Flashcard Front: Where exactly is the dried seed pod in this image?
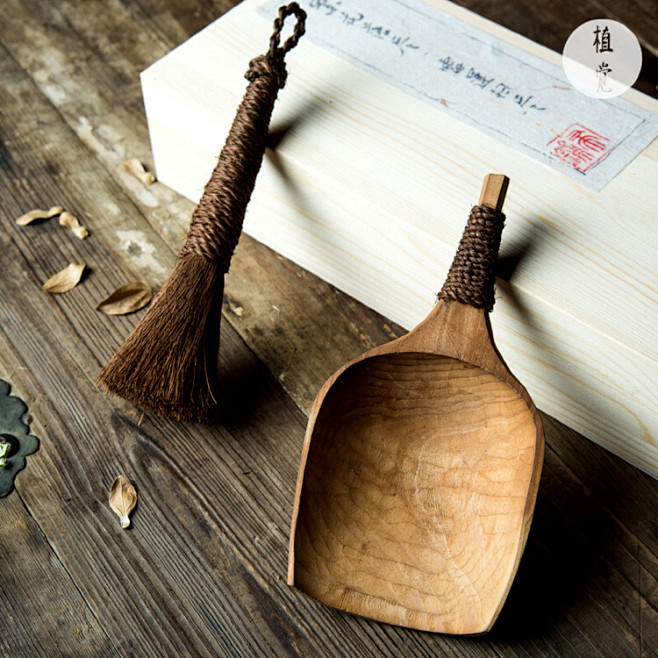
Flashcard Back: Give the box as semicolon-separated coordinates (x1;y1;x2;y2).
118;158;156;185
109;475;137;528
16;206;64;226
42;263;86;293
96;282;153;315
59;211;90;240
58;211;80;229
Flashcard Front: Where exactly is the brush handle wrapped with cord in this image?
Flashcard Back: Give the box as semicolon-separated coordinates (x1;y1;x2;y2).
181;4;306;271
99;4;306;422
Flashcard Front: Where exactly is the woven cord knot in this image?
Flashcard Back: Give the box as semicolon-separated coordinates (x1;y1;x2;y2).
438;204;505;312
179;3;306;271
246;54;287;88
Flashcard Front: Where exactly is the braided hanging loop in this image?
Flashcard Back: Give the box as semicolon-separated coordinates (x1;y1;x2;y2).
180;2;306;271
438;205;505;312
268;1;306;60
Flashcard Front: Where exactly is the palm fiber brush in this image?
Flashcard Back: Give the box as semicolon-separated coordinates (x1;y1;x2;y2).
99;3;306;422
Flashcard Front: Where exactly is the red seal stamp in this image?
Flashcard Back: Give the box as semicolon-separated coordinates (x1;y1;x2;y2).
546;123;615;173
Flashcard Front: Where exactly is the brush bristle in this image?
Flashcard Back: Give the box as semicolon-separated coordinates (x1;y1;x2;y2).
99;255;224;422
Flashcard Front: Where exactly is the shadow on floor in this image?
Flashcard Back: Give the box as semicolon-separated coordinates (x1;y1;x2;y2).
485;429;614;643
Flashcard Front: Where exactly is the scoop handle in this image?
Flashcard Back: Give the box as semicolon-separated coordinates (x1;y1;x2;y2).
479;174;509;212
437;174;509;312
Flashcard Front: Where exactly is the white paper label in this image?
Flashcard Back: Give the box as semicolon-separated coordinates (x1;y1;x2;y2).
259;0;658;191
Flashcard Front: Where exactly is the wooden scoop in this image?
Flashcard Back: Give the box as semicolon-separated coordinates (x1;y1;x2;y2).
288;175;544;635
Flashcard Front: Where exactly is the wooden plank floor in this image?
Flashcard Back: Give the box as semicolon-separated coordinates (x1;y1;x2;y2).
0;0;656;656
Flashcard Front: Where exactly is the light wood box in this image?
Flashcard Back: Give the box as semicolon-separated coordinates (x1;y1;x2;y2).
140;0;658;477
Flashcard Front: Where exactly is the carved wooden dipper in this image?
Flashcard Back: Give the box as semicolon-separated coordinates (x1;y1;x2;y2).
289;175;544;634
99;4;306;422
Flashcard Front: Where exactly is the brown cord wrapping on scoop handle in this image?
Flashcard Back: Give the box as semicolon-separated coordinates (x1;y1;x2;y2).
179;3;306;271
437;205;505;312
438;175;509;312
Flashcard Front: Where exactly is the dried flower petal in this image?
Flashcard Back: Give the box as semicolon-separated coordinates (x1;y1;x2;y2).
58;211;89;240
16;205;63;226
96;281;152;315
109;475;137;529
118;158;156;185
42;263;86;293
58;211;80;229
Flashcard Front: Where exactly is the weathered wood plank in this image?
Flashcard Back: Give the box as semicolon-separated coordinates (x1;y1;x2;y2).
0;491;115;656
0;36;317;657
0;0;656;656
0;29;494;658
